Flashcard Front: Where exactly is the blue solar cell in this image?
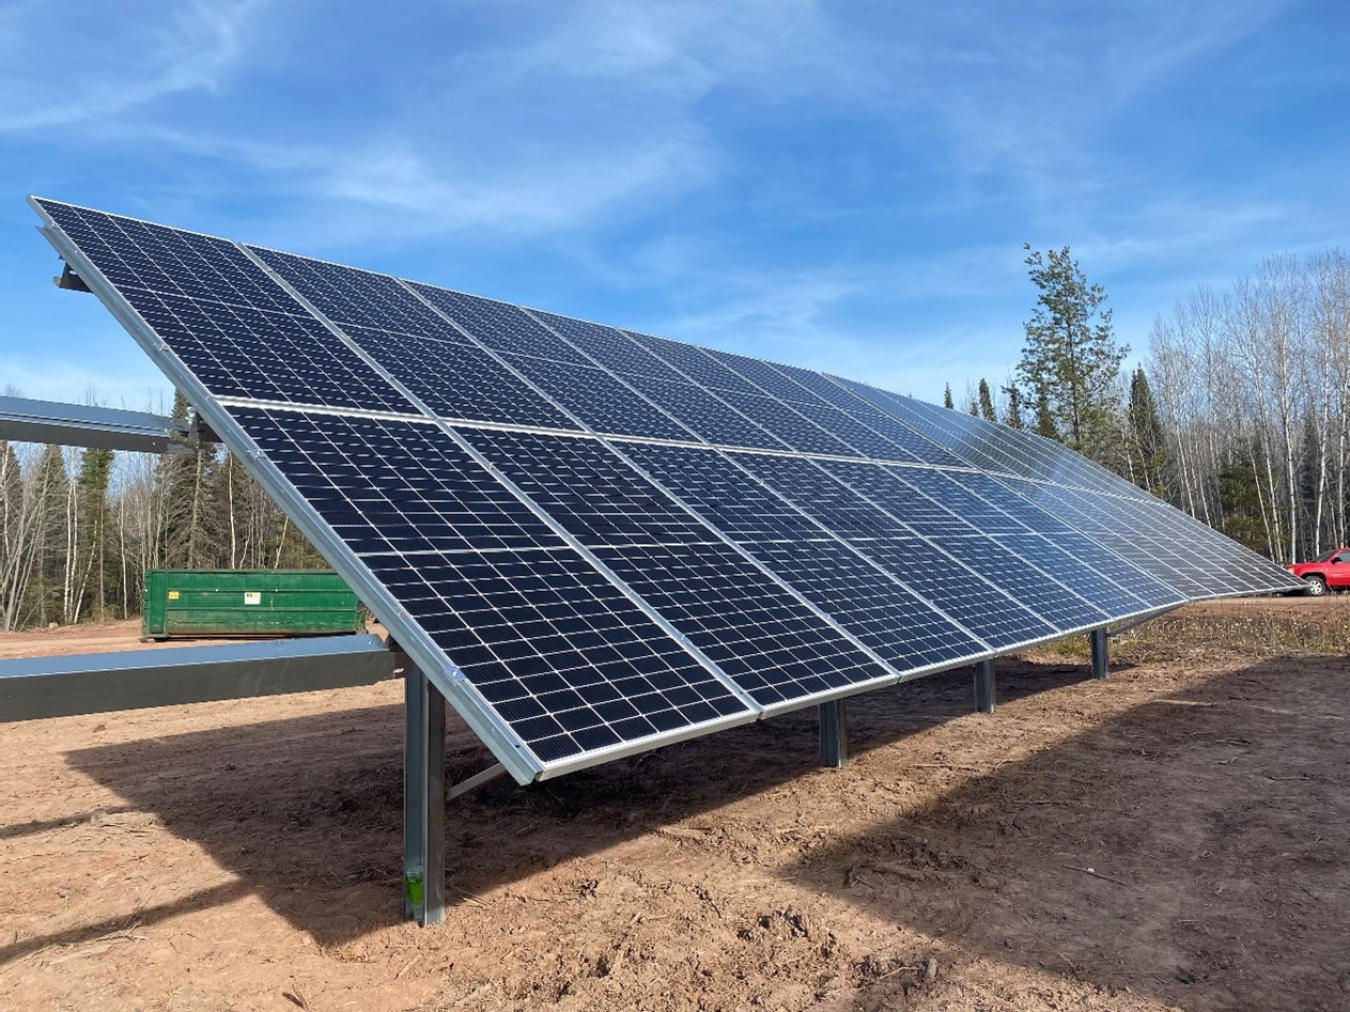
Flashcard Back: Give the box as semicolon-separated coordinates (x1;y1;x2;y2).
1008;528;1183;609
727;453;1090;641
461;429;716;548
937;470;1073;532
852;538;1057;649
838;380;1016;474
411;285;594;365
700;349;821;403
799;376;972;467
619;372;791;451
713;390;860;457
735;455;912;539
767;362;864;404
998;533;1166;615
781;400;925;462
39;200;293;312
120;287;413;411
622;443;825;543
820;460;984;539
233;409;567;554
845;377;1157;501
251;246;468;340
1133;499;1293;593
879;467;1035;534
936;535;1109;632
341;327;583;431
367;549;748;761
37;201;416;412
527;310;687;382
624;331;765;394
620;443;997;663
738;538;986;672
996;477;1214;598
498;353;698;441
593;542;894;708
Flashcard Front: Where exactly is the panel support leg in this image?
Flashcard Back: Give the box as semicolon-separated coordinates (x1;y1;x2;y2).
403;666;446;926
974;658;995;713
1090;628;1109;680
818;699;848;768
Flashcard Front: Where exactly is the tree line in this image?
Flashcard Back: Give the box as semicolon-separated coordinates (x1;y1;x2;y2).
0;391;324;631
949;244;1350;565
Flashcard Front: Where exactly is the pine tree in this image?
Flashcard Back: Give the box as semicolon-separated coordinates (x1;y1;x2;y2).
1032;386;1058;440
1218;450;1269;555
1127;367;1169;497
977;379;996;422
942;383;954;410
0;442;21;564
156;391;220;568
0;441;31;630
1017;244;1128;457
28;444;68;626
1296;412;1322;560
1002;384;1024;429
74;446;114;622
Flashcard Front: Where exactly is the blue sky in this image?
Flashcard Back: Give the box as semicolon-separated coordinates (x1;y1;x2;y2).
1;0;1347;409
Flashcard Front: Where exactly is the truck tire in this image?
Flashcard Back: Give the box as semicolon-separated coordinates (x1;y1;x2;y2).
1304;574;1328;597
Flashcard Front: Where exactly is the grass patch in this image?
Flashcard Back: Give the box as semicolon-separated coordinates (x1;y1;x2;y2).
1038;600;1350;665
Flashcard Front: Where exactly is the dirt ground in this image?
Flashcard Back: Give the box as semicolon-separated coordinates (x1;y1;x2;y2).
2;597;1348;1011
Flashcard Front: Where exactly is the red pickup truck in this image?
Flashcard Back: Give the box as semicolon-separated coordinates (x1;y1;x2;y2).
1286;548;1350;595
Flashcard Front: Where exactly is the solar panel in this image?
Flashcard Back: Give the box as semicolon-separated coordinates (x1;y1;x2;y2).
37;202;414;413
617;372;792;450
30;195;1303;784
494;354;699;442
527;310;688;382
459;428;899;709
230;406;755;767
411;285;594;365
340;327;584;431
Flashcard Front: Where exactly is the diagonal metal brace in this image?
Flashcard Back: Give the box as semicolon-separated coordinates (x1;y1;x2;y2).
447;763;507;801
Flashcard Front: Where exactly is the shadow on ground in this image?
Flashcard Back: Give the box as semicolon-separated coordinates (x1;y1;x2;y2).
790;654;1350;1012
7;642;1348;1010
0;656;1098;964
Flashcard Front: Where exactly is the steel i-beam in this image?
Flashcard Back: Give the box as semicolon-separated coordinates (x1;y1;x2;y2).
818;698;848;768
974;658;996;713
1090;628;1109;679
404;666;446;926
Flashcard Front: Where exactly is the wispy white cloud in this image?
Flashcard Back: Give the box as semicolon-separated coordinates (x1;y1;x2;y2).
320;133;718;237
0;0;263;131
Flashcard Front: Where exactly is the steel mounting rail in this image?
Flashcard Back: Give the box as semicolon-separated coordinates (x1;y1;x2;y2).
0;394;220;456
0;634;401;722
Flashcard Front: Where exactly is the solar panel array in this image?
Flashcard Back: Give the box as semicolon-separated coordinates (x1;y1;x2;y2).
30;197;1303;782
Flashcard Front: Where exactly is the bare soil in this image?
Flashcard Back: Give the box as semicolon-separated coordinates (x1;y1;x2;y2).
2;598;1349;1011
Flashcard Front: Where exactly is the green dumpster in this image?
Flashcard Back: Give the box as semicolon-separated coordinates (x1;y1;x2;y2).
141;569;365;640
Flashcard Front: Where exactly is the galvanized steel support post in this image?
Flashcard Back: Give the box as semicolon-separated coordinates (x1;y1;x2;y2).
1090;628;1109;680
818;699;848;768
974;658;995;713
404;666;446;926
